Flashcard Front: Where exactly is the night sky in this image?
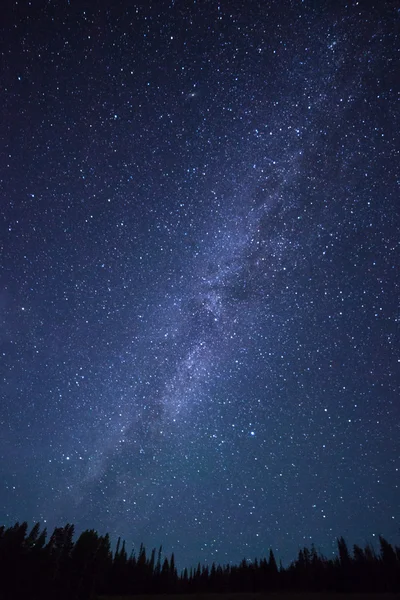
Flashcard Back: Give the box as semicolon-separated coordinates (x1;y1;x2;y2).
1;0;399;568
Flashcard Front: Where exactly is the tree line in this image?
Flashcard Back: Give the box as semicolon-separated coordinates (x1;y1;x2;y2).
0;521;399;599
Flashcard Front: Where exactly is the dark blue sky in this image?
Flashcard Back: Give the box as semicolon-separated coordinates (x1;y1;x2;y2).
1;0;399;568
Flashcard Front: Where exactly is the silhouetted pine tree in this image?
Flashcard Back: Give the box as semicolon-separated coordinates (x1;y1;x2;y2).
71;529;108;599
268;548;279;589
181;566;189;593
169;552;178;591
0;522;28;599
152;545;162;592
379;535;398;592
159;556;170;591
108;537;129;594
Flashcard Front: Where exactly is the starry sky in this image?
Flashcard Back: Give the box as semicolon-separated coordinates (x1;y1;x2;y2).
1;0;399;568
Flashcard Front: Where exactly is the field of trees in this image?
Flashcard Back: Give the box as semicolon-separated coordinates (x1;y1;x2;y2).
0;521;399;599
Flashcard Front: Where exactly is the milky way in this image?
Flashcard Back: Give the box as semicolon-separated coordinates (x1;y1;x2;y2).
1;1;399;567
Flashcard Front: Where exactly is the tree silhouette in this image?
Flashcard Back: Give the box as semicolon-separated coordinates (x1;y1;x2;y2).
0;519;399;598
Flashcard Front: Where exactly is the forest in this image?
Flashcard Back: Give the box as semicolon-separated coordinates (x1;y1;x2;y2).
0;521;399;599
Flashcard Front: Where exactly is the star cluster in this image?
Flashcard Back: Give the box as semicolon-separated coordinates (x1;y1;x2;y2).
1;0;399;567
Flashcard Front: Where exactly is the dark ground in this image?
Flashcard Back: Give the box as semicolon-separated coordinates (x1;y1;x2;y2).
100;594;400;600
